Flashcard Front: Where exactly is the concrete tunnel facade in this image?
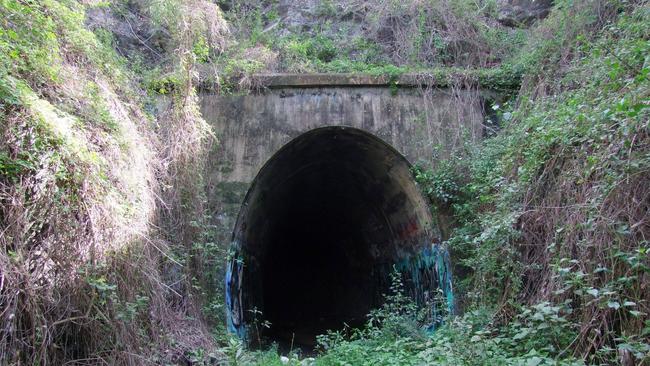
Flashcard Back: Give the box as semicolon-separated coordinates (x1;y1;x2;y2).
225;126;454;347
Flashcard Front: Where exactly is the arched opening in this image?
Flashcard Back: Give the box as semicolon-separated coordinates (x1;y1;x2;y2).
226;127;437;349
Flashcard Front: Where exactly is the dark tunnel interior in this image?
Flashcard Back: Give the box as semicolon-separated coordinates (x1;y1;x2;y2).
227;127;434;349
261;163;386;345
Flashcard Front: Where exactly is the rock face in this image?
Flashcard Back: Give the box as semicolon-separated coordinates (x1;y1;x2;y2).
277;0;321;30
85;2;168;64
497;0;554;27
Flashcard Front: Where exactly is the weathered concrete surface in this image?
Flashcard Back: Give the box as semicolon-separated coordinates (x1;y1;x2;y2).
200;81;488;246
201;87;484;184
249;73;463;88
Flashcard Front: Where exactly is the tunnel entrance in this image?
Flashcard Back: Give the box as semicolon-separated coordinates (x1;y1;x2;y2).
226;127;445;349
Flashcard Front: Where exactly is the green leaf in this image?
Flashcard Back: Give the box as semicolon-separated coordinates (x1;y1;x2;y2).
513;329;529;340
586;288;599;297
526;356;542;366
608;301;621;310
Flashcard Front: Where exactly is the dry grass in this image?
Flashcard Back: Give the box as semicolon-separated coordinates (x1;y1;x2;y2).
516;146;650;358
0;1;228;364
326;0;511;67
516;0;624;101
0;73;160;364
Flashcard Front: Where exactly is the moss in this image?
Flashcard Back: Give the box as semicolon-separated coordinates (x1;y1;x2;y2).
215;181;249;204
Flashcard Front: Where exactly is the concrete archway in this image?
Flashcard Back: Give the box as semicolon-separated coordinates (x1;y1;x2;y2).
225;126;448;348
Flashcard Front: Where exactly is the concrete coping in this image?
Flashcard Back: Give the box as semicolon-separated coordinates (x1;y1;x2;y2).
250;73;451;88
196;71;506;99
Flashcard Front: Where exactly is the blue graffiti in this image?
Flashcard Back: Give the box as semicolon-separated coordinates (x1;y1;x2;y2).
393;243;454;333
225;248;247;339
225;242;454;339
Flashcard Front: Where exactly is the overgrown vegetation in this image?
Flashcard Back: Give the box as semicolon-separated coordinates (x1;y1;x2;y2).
206;0;529;92
1;0;648;365
411;1;650;364
1;0;227;364
243;1;650;364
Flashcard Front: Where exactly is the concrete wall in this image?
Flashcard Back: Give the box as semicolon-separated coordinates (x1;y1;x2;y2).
199;79;488;246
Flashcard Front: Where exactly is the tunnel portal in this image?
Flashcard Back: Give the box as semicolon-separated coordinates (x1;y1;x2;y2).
225;126;449;348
